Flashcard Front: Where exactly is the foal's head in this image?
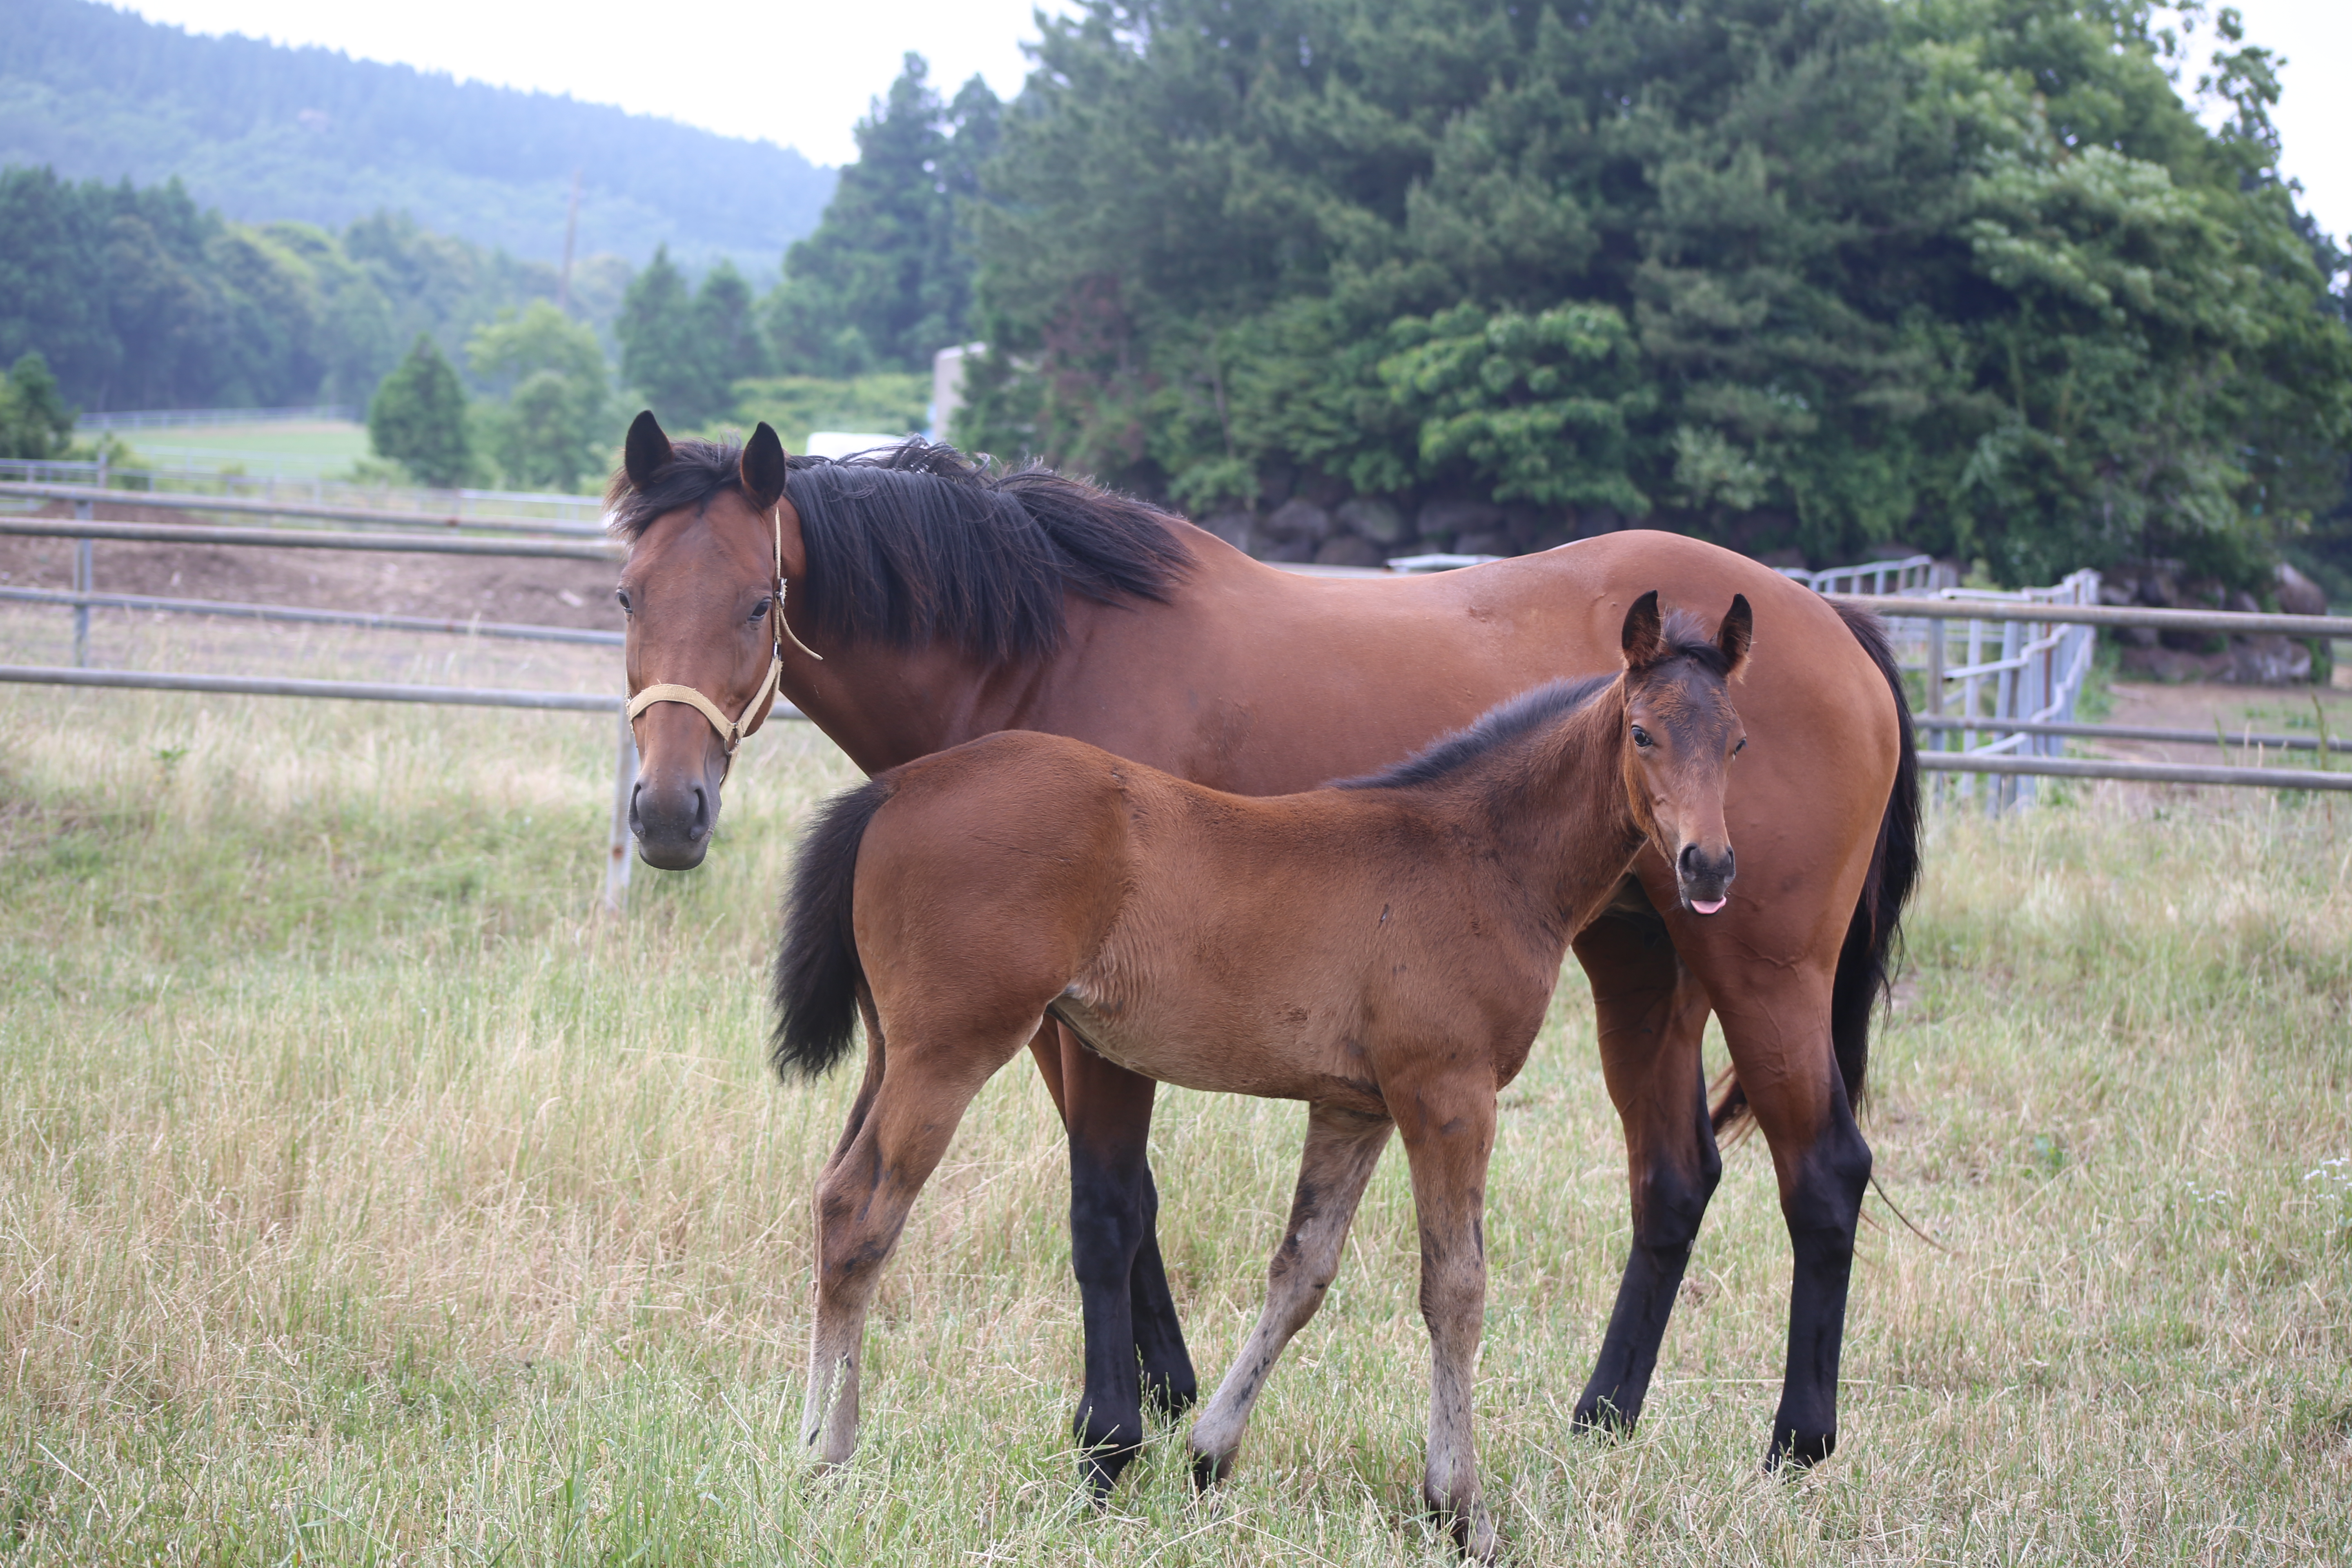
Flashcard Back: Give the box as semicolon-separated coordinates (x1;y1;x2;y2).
1617;590;1753;915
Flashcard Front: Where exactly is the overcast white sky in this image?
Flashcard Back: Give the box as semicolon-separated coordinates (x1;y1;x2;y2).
121;0;2350;243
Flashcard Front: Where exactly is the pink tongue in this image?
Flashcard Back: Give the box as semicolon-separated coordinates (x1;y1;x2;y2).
1691;898;1726;915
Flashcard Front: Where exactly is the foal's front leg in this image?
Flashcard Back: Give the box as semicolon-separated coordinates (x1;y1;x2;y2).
1189;1101;1392;1484
1396;1081;1500;1563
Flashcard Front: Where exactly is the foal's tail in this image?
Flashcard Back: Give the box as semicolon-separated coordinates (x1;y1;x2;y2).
1712;600;1921;1133
772;776;896;1080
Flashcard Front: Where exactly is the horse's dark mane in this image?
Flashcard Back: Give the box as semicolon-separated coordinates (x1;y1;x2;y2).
1334;611;1728;793
605;438;1192;661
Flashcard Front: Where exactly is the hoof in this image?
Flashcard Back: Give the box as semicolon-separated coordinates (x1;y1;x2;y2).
1077;1413;1143;1499
1764;1425;1835;1471
1424;1493;1497;1563
1568;1398;1636;1439
1143;1367;1200;1417
1189;1448;1234;1492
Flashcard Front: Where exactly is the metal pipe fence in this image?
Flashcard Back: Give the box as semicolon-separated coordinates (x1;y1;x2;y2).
0;460;605;524
0;479;608;537
6;510;2348;919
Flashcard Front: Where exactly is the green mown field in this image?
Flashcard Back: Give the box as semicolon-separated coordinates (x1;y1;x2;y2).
0;623;2346;1563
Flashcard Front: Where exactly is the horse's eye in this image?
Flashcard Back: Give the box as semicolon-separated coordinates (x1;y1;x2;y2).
614;588;632;614
750;597;771;622
1734;737;1747;755
1631;725;1653;749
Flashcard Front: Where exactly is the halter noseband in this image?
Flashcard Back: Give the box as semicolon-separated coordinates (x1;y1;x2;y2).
624;503;822;772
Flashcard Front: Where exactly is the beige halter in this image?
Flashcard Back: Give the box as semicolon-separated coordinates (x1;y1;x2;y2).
624;504;822;769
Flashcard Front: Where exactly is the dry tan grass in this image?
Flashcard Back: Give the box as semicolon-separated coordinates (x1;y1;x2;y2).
0;608;2346;1563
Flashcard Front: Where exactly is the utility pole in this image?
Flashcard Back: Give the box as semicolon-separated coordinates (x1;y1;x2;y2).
557;168;582;312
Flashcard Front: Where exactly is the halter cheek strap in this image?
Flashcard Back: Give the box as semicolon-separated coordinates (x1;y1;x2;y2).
624;504;822;772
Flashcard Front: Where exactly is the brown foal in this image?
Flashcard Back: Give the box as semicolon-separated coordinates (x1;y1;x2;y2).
772;592;1753;1559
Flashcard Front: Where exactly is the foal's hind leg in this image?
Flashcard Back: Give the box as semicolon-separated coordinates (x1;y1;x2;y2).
1189;1102;1392;1486
1569;915;1720;1437
802;1036;1019;1468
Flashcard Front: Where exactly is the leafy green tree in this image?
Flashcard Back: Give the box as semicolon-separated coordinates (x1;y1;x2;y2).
368;334;472;487
0;352;74;459
963;0;2352;582
468;301;612;491
765;54;1001;377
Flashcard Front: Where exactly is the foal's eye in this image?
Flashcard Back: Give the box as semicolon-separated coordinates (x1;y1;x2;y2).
614;588;633;614
1630;725;1653;749
1734;737;1747;756
749;597;771;622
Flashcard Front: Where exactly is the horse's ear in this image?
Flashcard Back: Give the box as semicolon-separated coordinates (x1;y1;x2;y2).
1620;590;1666;669
624;410;672;490
1717;594;1753;677
740;421;789;510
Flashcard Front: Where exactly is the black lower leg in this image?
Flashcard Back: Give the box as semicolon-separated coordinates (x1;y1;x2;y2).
1069;1147;1151;1495
1128;1176;1197;1415
1767;1118;1871;1470
1575;1084;1720;1437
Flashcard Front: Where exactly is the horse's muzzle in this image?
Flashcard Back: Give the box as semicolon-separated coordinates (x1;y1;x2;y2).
630;776;717;870
1677;843;1736;915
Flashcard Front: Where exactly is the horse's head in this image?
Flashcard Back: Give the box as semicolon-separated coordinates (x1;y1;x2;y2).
612;411;808;870
1617;590;1752;915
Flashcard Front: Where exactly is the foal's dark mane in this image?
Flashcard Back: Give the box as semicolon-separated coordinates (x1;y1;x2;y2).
606;439;1192;661
1335;610;1730;793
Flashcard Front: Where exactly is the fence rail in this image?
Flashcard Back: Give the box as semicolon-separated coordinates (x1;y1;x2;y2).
0;515;620;560
0;458;604;522
0;480;608;537
0;587;624;646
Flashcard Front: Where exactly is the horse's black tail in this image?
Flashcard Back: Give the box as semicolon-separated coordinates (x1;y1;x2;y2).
772;776;895;1080
1713;600;1920;1133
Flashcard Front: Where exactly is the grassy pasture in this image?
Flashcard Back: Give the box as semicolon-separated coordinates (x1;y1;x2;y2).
0;628;2348;1564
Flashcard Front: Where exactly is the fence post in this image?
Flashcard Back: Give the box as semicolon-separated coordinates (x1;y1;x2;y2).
604;709;637;914
71;499;93;668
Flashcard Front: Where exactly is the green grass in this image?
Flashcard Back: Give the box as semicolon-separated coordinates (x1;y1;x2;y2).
113;420;374;479
0;645;2347;1563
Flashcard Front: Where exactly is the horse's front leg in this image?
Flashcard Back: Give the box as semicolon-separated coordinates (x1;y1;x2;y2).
1059;1025;1196;1497
803;1037;1010;1468
1568;915;1720;1435
1396;1077;1499;1563
1189;1101;1392;1486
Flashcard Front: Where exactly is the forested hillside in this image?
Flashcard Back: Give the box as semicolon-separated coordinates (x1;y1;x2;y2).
0;167;601;412
960;0;2352;585
0;0;834;269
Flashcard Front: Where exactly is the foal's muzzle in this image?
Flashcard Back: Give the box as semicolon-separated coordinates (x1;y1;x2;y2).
1677;843;1736;915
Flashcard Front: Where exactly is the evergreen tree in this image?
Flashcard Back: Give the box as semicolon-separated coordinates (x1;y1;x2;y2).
0;352;74;459
692;260;770;394
962;0;2352;583
765;54;1001;376
368;334;472;488
617;246;713;424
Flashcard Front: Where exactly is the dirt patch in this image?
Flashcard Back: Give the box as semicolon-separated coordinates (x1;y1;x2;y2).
0;501;624;633
2094;679;2352;766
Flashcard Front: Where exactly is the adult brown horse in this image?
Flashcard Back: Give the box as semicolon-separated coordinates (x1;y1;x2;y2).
608;412;1917;1488
773;595;1755;1561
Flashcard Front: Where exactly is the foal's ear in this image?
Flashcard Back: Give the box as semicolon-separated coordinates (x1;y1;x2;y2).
1620;590;1667;669
1716;594;1753;677
624;410;673;490
740;421;790;511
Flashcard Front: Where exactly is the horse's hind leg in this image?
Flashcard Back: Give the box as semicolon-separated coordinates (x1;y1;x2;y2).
1189;1101;1392;1486
802;1032;1016;1468
1396;1080;1499;1562
1712;977;1869;1469
816;990;889;1188
1569;915;1719;1436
